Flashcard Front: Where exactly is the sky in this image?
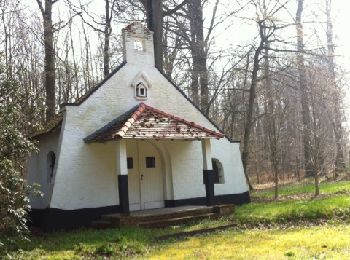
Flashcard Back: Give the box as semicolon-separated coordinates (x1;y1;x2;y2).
332;0;350;70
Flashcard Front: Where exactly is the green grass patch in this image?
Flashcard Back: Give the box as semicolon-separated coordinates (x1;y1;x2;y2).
4;227;156;259
151;224;350;259
235;195;350;224
5;180;350;259
253;180;350;199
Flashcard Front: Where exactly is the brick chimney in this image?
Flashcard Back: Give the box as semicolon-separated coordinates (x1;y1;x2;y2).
122;22;155;67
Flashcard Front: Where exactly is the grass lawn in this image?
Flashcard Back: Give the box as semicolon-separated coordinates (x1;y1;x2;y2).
151;225;350;259
235;195;350;224
252;180;350;199
3;180;350;259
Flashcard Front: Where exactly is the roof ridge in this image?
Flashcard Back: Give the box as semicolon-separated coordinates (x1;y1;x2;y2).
115;103;146;138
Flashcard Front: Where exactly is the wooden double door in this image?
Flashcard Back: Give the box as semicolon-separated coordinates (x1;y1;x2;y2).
127;140;164;211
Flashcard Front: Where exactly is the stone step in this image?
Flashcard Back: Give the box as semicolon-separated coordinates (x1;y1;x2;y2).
90;204;235;229
139;212;218;228
90;220;114;229
102;207;215;222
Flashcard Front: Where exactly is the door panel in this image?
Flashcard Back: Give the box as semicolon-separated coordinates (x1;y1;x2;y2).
126;140;164;211
139;141;164;210
127;140;141;211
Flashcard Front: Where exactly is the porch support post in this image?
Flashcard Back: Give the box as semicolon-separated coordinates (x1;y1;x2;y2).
116;140;129;214
202;139;214;206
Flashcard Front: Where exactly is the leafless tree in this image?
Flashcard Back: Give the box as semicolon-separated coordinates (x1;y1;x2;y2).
36;0;60;120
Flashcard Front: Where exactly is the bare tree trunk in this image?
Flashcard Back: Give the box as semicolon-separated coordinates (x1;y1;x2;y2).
163;21;181;78
296;0;313;177
144;0;163;71
326;0;345;175
314;170;320;196
296;156;301;182
103;0;112;77
241;22;265;190
36;0;58;121
264;42;279;199
188;0;208;113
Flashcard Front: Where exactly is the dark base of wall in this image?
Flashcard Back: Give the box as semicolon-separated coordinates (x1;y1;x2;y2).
165;191;250;208
29;205;120;232
29;192;250;232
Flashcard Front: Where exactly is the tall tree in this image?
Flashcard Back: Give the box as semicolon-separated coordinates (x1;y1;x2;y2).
187;0;213;115
140;0;164;71
140;0;189;72
295;0;313;177
241;20;266;190
36;0;59;121
103;0;112;77
325;0;345;175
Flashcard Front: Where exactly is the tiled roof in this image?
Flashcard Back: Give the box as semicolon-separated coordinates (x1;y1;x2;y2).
31;113;63;139
84;103;225;143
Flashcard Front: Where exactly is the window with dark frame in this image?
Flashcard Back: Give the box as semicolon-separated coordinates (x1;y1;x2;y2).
136;82;147;98
203;158;225;184
212;159;220;183
146;157;156;168
47;151;56;184
127;157;133;169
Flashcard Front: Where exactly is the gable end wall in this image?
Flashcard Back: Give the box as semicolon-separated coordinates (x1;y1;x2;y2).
50;63;248;210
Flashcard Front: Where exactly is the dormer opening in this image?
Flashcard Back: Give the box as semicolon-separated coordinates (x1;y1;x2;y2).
136;82;147;99
132;71;151;101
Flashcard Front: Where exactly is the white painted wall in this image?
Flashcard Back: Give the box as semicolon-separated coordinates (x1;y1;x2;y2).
27;129;60;209
48;23;248;210
163;141;206;200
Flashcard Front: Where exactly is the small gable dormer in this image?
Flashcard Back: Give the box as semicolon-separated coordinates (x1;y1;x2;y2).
132;72;151;100
122;22;155;66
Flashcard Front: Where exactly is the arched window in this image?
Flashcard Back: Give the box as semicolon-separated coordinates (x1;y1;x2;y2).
131;72;151;101
212;158;225;184
136;82;147;98
47;151;56;184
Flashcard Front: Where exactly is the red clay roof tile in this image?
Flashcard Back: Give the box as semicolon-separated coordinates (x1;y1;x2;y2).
84;103;224;143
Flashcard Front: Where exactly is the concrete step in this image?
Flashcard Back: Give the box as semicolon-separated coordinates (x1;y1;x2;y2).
90;220;114;229
139;212;218;228
90;204;235;229
102;207;215;222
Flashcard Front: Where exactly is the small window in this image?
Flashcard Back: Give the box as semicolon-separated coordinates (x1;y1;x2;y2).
133;39;144;51
127;157;133;169
146;157;156;168
47;151;56;184
136;82;147;98
212;158;225;184
203;158;225;184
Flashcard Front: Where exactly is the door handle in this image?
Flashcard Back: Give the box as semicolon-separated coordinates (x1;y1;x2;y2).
141;174;144;180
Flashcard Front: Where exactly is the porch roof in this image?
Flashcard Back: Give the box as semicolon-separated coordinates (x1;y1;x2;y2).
84;103;224;143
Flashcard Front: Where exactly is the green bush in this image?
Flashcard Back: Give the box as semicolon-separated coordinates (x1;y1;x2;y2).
0;71;38;252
